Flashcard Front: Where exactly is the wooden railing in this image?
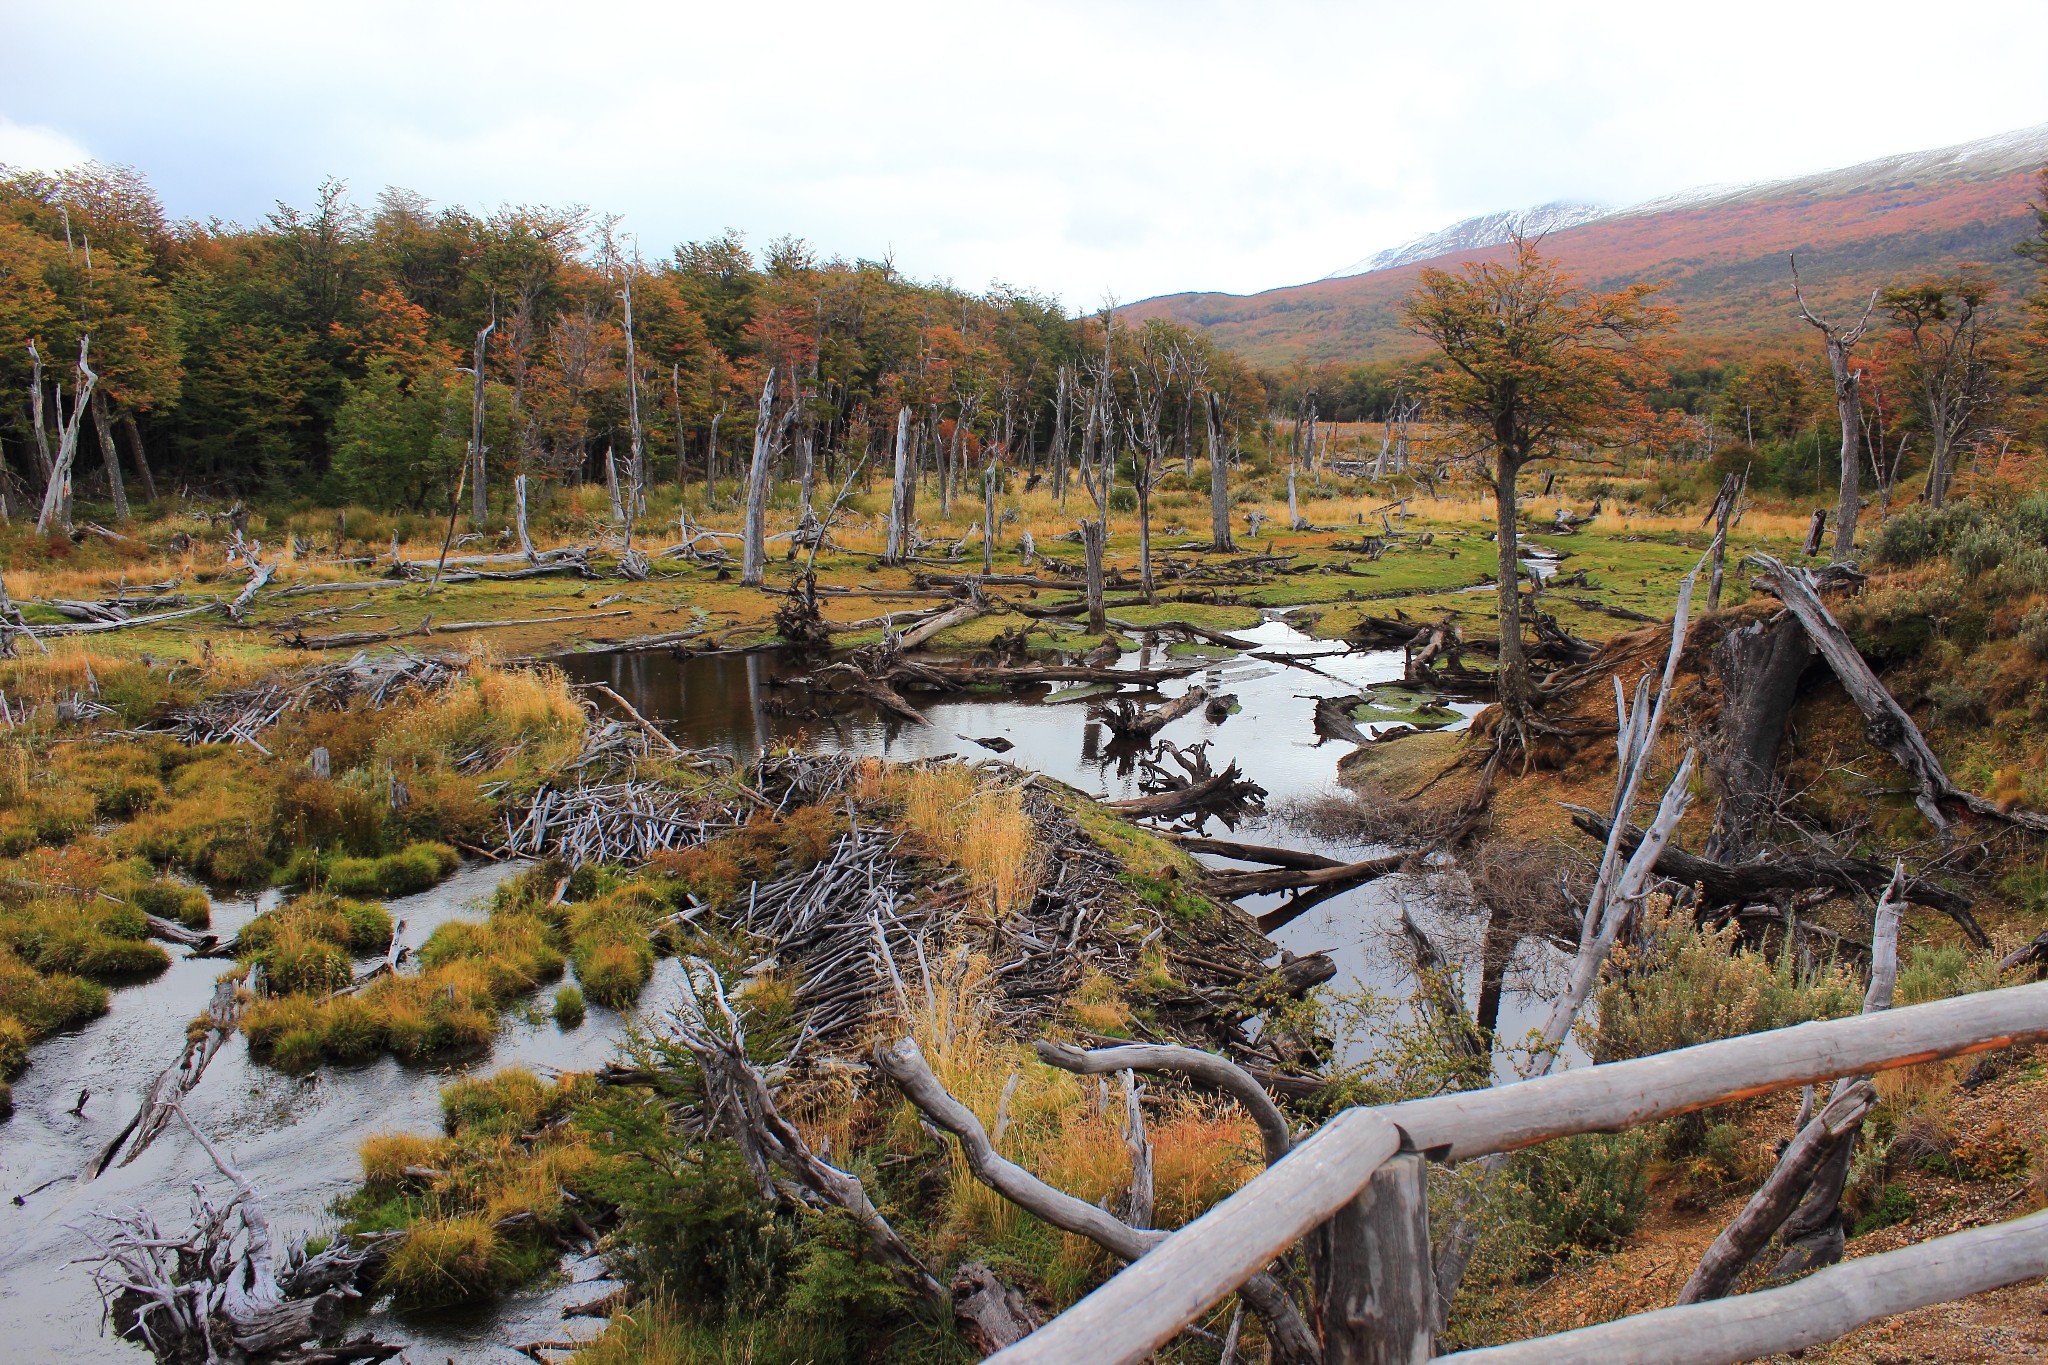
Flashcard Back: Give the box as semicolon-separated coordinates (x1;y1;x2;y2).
986;982;2048;1365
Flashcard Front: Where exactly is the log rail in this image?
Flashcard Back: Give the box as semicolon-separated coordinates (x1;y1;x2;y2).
986;983;2048;1365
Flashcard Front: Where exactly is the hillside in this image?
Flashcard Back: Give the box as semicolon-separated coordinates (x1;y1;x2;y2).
1128;124;2048;367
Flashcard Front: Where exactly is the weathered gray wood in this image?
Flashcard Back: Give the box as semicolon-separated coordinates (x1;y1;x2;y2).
990;983;2048;1365
1753;553;2048;834
468;318;495;526
740;368;777;586
884;406;913;565
1035;1041;1293;1165
881;1035;1323;1365
1206;391;1234;552
513;473;536;562
1437;1207;2048;1365
1316;1152;1436;1365
35;337;96;535
981;1103;1401;1365
896;596;983;651
1675;1079;1876;1303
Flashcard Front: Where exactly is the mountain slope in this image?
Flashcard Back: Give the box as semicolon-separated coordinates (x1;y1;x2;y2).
1128;125;2048;367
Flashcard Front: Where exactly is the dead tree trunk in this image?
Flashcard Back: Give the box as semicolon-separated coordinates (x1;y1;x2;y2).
741;367;778;587
884;406;914;566
89;391;129;520
36;337;94;535
1792;259;1875;562
512;473;537;562
468;318;495;527
1206;391;1235;552
982;459;997;578
1705;470;1742;610
1753;553;2048;836
704;404;723;503
25;342;54;485
1703;613;1812;862
118;410;156;505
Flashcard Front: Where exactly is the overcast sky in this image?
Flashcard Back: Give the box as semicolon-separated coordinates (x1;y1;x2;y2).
4;0;2045;309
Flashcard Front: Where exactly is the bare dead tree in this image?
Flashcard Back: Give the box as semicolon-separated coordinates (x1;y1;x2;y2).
1790;257;1876;560
1077;383;1112;634
741;367;780;586
1200;390;1236;553
35;337;95;535
467;314;495;527
883;405;914;565
83;388;130;521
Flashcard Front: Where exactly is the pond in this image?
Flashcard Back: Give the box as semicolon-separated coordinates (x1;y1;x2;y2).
1;615;1562;1363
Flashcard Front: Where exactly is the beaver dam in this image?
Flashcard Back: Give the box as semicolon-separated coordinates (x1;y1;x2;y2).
3;530;2047;1365
0;609;1544;1364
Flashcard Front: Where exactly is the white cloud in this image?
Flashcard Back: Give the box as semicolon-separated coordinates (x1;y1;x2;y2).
0;118;92;173
3;0;2045;307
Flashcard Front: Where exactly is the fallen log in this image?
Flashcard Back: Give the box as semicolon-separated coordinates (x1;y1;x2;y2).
1098;687;1210;743
282;609;631;650
898;596;986;650
1752;553;2048;836
1202;852;1405;901
1566;810;1985;947
1106;763;1265;824
916;661;1204;688
1313;694;1369;746
1170;835;1341;872
1108;616;1256;650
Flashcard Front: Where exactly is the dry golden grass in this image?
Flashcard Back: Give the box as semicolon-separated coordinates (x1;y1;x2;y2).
863;762;1042;917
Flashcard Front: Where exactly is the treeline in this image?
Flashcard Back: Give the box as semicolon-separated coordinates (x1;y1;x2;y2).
1267;174;2048;499
0;166;1265;515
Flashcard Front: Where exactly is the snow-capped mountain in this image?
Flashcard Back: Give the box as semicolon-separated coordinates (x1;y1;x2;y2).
1331;201;1610;278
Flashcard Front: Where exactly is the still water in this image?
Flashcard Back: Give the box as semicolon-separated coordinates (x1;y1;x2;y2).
1;615;1555;1363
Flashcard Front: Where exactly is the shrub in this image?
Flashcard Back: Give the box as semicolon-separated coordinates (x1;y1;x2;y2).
0;1014;28;1076
553;984;585;1028
1594;902;1862;1063
324;842;460;897
377;1214;508;1309
1951;524;2012;578
1872;502;1982;567
1852;1182;1917;1237
2021;607;2048;663
575;940;653;1009
1504;1130;1654;1273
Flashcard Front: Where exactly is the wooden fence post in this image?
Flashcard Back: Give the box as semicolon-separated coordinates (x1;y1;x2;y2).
1316;1150;1436;1364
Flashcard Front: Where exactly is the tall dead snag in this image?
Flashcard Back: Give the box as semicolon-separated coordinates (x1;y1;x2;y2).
89;390;130;521
1752;553;2048;835
1681;867;1905;1300
512;472;537;562
35;336;96;534
1077;385;1112;633
467;316;495;527
1790;257;1876;561
982;457;998;577
883;405;914;565
740;367;779;586
1051;365;1071;509
1206;391;1235;552
1703;469;1743;610
618;265;646;517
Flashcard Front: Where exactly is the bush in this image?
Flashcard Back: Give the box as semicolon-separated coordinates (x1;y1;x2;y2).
1871;502;1982;567
553;984;585;1028
1852;1182;1917;1237
321;842;460;897
1594;902;1863;1063
0;1014;28;1076
1951;524;2012;578
0;950;108;1034
1503;1130;1654;1273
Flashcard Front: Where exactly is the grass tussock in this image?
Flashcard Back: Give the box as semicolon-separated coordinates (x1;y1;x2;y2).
344;1068;598;1310
859;762;1042;917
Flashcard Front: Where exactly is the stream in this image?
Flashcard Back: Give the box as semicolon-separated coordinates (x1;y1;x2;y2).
0;612;1561;1362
